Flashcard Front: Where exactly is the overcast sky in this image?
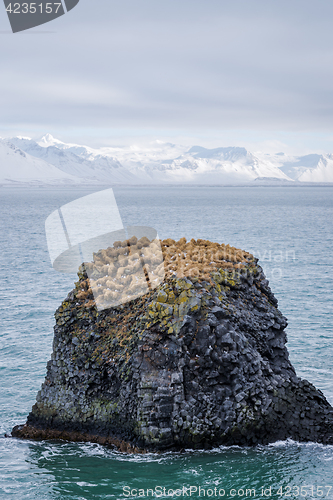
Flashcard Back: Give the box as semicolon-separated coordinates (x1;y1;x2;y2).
1;0;333;152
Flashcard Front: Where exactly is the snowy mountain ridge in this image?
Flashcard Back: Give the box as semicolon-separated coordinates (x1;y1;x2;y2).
0;139;83;185
1;134;333;185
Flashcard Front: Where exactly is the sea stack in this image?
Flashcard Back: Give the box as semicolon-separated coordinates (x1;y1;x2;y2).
12;238;333;451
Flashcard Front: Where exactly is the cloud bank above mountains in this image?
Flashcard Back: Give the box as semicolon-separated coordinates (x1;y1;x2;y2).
1;134;333;186
2;0;333;152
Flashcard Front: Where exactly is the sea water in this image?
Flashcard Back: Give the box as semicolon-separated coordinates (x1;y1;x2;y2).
0;185;333;499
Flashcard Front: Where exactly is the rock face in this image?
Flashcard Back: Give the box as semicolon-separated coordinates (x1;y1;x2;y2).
12;238;333;450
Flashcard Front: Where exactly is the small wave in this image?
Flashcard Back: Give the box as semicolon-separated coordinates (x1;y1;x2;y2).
76;482;98;487
302;367;333;375
265;438;333;451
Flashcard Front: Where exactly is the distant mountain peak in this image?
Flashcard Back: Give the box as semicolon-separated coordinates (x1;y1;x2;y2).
16;136;32;141
0;139;82;185
37;133;63;147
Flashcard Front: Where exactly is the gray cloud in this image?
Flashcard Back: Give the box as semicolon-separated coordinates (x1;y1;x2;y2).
1;0;333;138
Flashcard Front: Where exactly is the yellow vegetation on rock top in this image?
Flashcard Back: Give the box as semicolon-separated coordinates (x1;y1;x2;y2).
161;237;253;282
81;237;253;309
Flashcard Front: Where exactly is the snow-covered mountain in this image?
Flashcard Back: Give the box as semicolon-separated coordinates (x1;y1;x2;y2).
147;146;291;183
8;136;138;184
255;151;333;183
2;134;333;185
297;155;333;182
0;139;82;185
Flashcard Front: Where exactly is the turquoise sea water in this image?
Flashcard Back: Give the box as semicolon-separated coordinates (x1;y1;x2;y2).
1;186;333;499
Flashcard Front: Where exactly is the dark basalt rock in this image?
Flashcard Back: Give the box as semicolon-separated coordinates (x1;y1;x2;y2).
12;242;333;451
